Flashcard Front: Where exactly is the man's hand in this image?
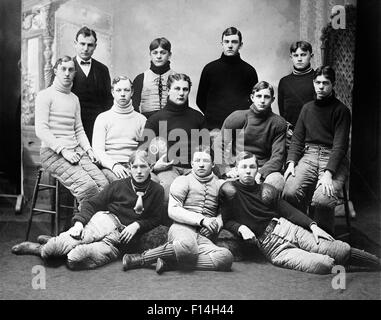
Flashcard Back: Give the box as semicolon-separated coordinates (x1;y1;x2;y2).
87;149;98;164
113;163;130;179
153;154;174;172
316;170;335;197
283;162;295;180
61;148;81;164
119;222;140;244
238;225;256;240
255;172;262;184
201;217;219;234
226;167;238;179
310;223;335;244
69;221;84;240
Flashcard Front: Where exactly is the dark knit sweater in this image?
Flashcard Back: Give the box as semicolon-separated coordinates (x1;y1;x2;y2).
287;93;351;174
140;100;206;168
196;53;258;129
278;69;315;127
219;180;314;238
72;177;164;234
218;105;287;178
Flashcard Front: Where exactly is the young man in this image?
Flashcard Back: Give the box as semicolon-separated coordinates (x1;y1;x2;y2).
215;81;286;192
139;73;207;219
122;146;233;274
92;76;147;183
220;151;380;274
283;66;351;235
132;37;176;119
72;26;113;141
35;56;108;207
278;41;315;129
12;151;166;270
196;27;258;130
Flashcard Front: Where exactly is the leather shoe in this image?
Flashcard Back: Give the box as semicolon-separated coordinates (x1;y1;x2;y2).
11;242;41;256
37;235;52;244
122;253;145;271
156;258;166;275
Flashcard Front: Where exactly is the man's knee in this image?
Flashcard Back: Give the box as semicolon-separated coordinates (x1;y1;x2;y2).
210;248;234;271
265;172;285;193
173;238;199;265
312;190;337;208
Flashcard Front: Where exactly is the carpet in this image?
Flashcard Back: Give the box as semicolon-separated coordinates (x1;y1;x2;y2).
1;221;380;300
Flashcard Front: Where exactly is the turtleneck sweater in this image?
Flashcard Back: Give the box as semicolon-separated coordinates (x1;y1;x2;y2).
278;66;315;127
287;93;351;174
217;103;286;178
35;78;91;154
141;100;206;168
73;176;164;233
196;53;258;129
132;61;176;114
220;180;314;238
92;100;147;170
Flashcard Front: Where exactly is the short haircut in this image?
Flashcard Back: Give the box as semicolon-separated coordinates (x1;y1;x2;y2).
251;81;275;98
222;27;242;43
314;65;336;84
290;40;313;54
235;151;258;167
167;73;192;90
53;55;74;70
76;26;97;42
129;150;150;166
149;37;171;52
111;75;133;90
192;145;214;163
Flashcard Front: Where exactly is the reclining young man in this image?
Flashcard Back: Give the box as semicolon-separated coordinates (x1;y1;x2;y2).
122;146;234;274
219;151;381;274
12;151;167;270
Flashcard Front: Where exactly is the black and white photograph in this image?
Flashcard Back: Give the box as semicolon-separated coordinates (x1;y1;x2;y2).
0;0;380;305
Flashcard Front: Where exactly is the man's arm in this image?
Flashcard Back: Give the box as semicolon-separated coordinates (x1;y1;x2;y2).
278;79;285;117
132;73;144;112
168;176;205;226
196;67;209;113
286;105;307;164
219;182;242;235
103;65;113;110
73;97;92;152
277;199;314;230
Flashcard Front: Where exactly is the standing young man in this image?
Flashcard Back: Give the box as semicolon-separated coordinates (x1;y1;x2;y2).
12;151;166;270
72;26;113;141
283;66;351;235
35;56;108;207
92;76;147;183
278;41;315;129
122;146;233;274
220;151;380;274
196;27;258;130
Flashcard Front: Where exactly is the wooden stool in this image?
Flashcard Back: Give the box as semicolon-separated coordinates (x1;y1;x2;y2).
25;168;77;240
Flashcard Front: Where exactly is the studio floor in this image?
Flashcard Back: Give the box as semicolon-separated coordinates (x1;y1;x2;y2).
0;198;380;300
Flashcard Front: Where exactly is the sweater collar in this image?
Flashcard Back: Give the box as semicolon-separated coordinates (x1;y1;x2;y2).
131;176;152;192
315;91;336;107
52;77;72;94
220;52;242;64
150;61;171;75
111;100;134;114
164;99;189;112
292;64;312;75
250;103;272;118
235;180;259;192
191;171;214;183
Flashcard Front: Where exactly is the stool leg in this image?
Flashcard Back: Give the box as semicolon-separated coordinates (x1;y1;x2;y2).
54;179;60;236
26;169;42;240
343;184;351;229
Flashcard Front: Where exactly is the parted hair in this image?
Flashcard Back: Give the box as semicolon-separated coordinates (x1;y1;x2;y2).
314;65;336;84
149;37;171;53
235;151;258;167
129;150;150;166
251;81;275;98
53;55;74;70
167;73;192;90
76;26;97;42
290;40;313;54
222;26;242;43
111;75;133;90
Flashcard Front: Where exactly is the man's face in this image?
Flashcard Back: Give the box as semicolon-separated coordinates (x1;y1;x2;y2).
290;48;313;70
237;157;257;185
112;79;133;107
130;158;151;183
150;46;171;67
74;34;97;61
250;88;274;112
54;60;76;87
313;75;333;100
192;151;213;178
221;34;242;56
167;79;190;105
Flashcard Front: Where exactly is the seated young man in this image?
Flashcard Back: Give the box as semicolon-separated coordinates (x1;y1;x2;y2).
122;146;234;274
132;37;176;119
35;56;108;207
214;81;286;192
219;151;380;274
12;151;167;270
283;66;351;235
92;76;147;183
